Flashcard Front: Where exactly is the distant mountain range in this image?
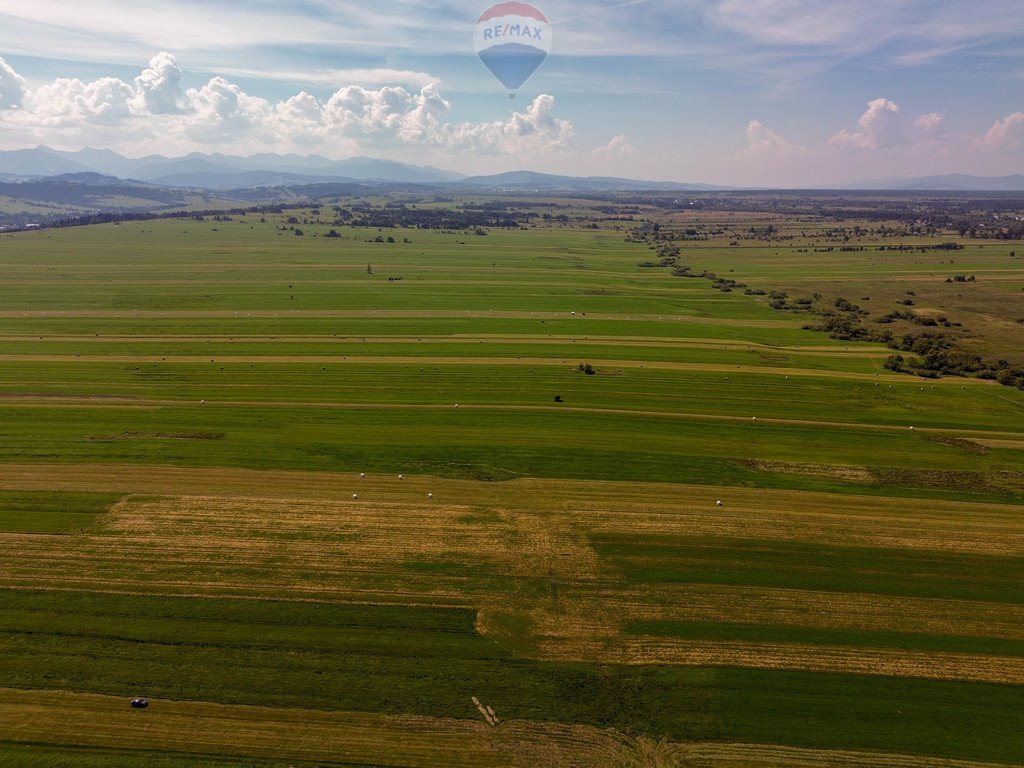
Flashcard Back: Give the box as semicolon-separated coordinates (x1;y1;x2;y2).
5;146;1023;194
0;146;465;188
459;170;720;192
0;146;715;192
3;146;1024;230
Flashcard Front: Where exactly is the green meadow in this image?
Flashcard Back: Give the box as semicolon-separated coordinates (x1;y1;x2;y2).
0;203;1022;767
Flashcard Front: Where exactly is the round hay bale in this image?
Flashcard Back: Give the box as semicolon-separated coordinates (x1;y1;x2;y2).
130;697;149;709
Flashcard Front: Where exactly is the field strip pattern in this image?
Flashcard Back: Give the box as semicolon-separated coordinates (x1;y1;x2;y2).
0;353;904;378
679;742;1018;768
0;309;800;326
0;332;883;354
0;688;1017;768
2;462;1022;517
1;474;1021;685
1;206;1023;764
536;637;1024;684
1;400;1017;443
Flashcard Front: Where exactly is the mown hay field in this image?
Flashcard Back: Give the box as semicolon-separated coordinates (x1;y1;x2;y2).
0;204;1022;766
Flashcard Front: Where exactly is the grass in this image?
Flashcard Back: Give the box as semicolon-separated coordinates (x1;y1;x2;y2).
0;490;121;533
0;204;1022;765
594;534;1024;602
626;620;1024;657
2;588;1022;762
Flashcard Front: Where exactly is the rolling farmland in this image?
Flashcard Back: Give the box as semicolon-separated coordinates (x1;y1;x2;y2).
0;202;1023;767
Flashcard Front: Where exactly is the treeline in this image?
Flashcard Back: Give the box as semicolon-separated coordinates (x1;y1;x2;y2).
348;211;523;229
39;205;289;230
773;294;1024;389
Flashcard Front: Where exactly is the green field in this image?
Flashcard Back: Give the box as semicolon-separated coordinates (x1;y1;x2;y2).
0;203;1022;767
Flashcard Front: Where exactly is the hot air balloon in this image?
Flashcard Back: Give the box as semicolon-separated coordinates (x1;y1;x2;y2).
473;2;551;99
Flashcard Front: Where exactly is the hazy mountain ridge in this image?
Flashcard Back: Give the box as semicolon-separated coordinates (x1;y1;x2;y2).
8;146;1023;193
5;146;1024;230
0;147;466;187
460;170;724;192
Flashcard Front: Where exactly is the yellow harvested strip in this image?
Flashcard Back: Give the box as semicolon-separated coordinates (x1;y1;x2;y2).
0;689;1012;768
0;491;601;603
606;585;1024;641
0;688;636;768
0;463;1021;527
584;504;1024;556
534;637;1024;685
974;439;1024;450
0;476;1020;684
678;742;1016;768
499;582;1024;675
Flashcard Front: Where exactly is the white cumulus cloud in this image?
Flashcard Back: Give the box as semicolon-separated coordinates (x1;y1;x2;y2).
134;51;186;114
447;95;574;155
184;76;271;141
29;77;135;125
740;120;808;157
593;134;634;160
322;84;450;144
913;111;946;139
0;52;579;163
830;98;904;150
980;112;1024;152
0;56;27;109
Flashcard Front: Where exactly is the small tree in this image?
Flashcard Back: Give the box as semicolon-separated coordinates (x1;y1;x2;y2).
883;354;905;372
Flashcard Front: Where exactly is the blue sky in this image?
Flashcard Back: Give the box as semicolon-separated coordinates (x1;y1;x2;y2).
0;0;1022;185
